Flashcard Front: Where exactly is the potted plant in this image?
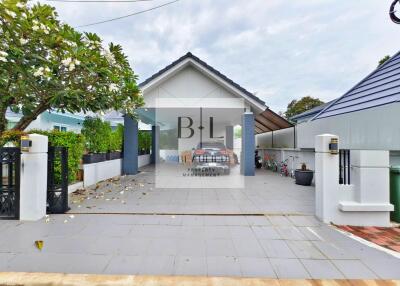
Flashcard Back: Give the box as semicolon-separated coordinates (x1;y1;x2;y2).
106;124;123;160
81;117;110;164
295;163;314;186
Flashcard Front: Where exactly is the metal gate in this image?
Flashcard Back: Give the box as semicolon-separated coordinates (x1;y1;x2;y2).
0;147;20;219
339;149;351;185
47;146;69;214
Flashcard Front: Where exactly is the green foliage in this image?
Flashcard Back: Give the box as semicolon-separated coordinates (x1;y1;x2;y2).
81;117;111;153
234;126;241;139
109;124;123;152
378;55;391;67
0;130;26;147
29;129;84;183
159;129;178;149
138;130;151;154
0;0;144;133
284;96;324;119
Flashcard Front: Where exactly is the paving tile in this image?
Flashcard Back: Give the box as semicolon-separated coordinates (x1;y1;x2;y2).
259;240;296;258
268;216;293;226
138;255;175;275
246;216;271;226
8;253;111;274
147;238;178;256
238;257;276;278
206;239;236;257
232;238;266;258
252;226;281;239
269;258;310;279
177;239;206;257
275;226;307;240
174;256;207;276
0;253;16;269
287;241;325;259
297;227;324;241
117;238;150;256
287;215;321;227
229;226;256;239
204;226;231;239
207;256;242;277
103;255;142;275
331;259;378;279
301;259;344;279
361;257;400;279
312;240;357;260
203;216;226;226
224;216;249;226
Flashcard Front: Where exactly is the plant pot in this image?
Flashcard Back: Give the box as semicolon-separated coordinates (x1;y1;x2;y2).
295;169;314;186
106;151;121;160
82;153;107;164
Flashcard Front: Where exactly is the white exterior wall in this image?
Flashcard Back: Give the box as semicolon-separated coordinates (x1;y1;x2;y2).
297;103;400;151
256;127;295;149
143;66;248;157
83;156;151;187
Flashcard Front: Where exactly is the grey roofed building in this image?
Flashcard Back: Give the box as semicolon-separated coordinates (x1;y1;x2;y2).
289;100;332;123
312;50;400;120
291;50;400;123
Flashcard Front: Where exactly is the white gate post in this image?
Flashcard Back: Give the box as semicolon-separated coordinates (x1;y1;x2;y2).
315;134;339;223
19;134;48;221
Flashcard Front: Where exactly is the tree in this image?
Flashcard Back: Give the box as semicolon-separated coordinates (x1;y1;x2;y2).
284;96;324;119
0;0;144;134
378;55;391;67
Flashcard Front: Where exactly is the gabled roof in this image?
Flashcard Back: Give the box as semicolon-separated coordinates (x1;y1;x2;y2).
290;100;333;122
313;51;400;120
139;52;266;108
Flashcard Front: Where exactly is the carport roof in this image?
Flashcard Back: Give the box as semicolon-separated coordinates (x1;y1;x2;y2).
139;52;292;134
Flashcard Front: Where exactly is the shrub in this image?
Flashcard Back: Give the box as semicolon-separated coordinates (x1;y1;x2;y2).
0;130;27;147
29;129;85;183
109;124;123;152
81;117;111;153
138;130;151;155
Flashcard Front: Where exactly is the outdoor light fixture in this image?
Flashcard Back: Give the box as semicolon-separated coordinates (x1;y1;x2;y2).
20;135;32;152
329;138;339;155
390;0;400;24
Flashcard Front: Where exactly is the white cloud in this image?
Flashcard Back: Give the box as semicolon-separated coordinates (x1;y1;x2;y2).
39;0;400;112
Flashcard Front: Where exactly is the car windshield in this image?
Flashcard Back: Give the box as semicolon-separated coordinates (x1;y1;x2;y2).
197;142;225;149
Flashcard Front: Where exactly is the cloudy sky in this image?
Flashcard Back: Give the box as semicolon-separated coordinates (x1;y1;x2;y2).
40;0;400;112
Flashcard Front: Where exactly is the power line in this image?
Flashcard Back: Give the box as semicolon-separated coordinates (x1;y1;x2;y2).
47;0;156;3
75;0;179;28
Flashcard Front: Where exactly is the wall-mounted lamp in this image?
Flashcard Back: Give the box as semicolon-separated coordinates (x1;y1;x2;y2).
329;138;338;155
20;135;32;152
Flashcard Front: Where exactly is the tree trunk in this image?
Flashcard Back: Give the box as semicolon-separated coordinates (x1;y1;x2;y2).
12;103;49;131
0;103;7;135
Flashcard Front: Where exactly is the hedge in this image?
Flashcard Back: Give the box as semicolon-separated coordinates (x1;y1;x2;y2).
29;129;85;183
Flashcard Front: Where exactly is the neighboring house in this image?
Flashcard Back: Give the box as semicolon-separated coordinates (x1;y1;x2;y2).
6;109;85;133
258;50;400;166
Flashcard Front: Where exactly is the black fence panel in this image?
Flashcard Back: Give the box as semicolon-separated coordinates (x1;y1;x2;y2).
0;147;20;219
339;149;351;185
47;146;69;214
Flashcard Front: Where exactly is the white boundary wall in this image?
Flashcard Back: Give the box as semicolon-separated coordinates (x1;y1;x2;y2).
83;155;151;187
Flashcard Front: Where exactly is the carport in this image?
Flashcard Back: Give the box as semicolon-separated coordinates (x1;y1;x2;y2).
123;52;292;181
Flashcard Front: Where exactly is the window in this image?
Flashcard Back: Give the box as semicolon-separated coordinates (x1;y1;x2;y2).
54;125;67;132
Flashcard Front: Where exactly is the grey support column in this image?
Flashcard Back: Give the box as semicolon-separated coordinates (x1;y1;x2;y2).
241;112;255;176
123;115;138;175
151;125;160;164
225;126;234;150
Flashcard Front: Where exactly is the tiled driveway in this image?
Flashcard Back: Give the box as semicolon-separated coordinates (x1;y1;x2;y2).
0;165;399;279
68;165;314;215
0;214;399;278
